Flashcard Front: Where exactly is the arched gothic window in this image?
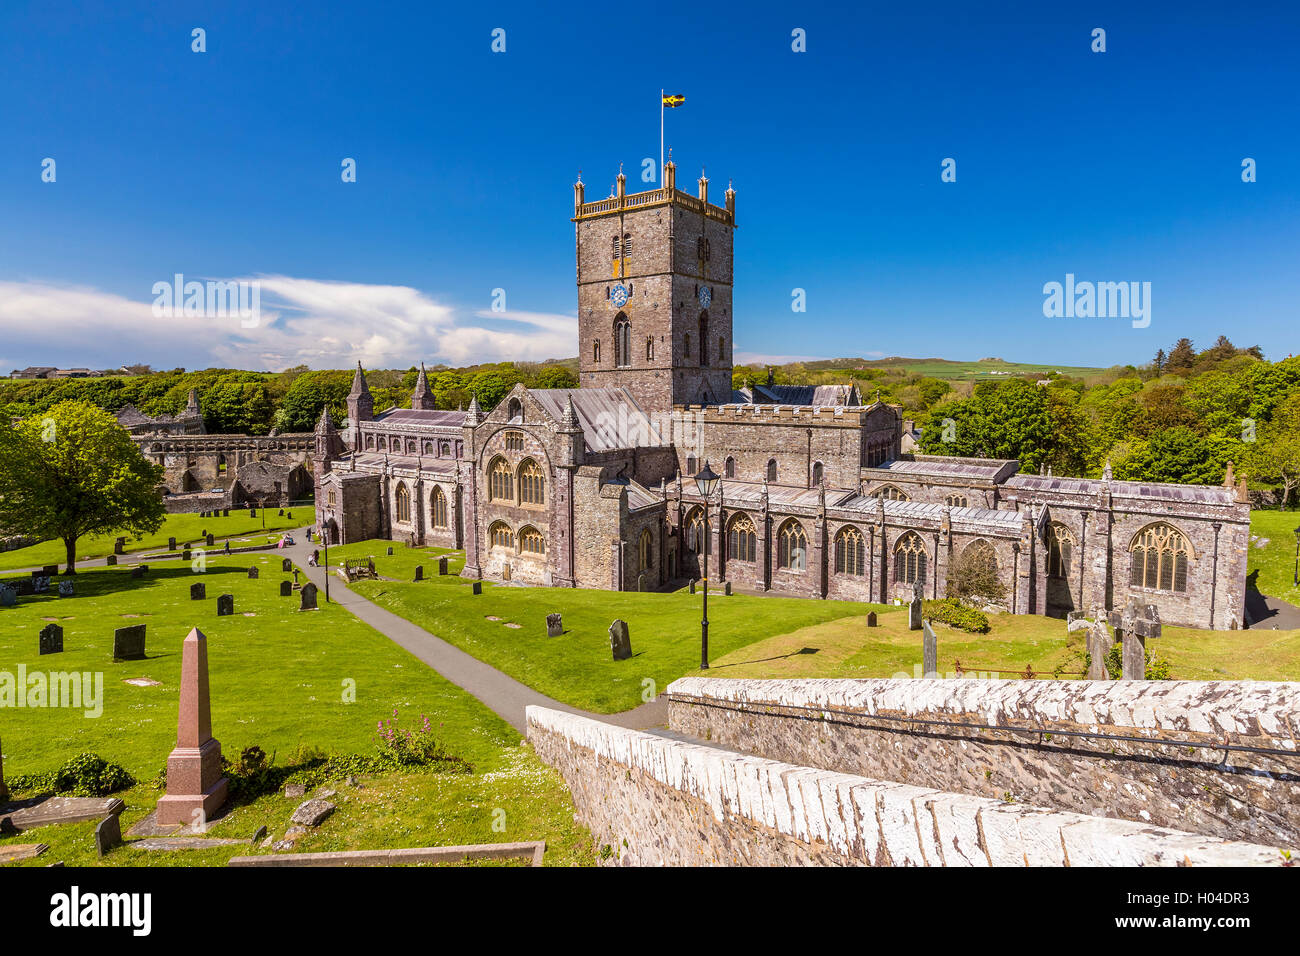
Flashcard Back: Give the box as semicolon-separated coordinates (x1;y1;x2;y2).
777;520;807;571
519;526;545;555
395;482;410;523
1047;523;1074;579
893;532;927;585
614;314;631;368
727;514;756;563
945;493;969;508
489;521;514;550
835;526;865;576
1130;523;1191;592
488;456;513;502
518;458;545;505
724;457;735;478
686;508;708;553
431;486;448;529
639;528;653;571
766;459;778;482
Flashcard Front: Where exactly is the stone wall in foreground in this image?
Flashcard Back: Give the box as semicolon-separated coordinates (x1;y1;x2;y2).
525;706;1287;866
666;677;1300;847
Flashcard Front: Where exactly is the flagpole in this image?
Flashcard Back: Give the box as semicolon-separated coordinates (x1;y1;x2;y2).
659;88;664;185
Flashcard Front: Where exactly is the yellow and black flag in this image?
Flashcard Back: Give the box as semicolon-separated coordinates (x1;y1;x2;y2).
662;93;686;108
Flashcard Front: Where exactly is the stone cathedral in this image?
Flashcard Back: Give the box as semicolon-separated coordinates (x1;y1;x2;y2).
314;159;1250;629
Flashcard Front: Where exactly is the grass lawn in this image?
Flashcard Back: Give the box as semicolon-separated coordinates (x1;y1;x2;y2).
0;554;591;866
327;539;877;713
703;608;1300;682
1248;508;1300;608
0;510;307;573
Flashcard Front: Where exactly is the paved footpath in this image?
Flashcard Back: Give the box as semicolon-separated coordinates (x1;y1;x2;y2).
279;532;667;734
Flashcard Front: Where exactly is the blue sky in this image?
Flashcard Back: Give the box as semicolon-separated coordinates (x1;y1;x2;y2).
1;0;1297;372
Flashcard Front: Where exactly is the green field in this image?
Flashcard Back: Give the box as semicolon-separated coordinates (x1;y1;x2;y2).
327;539;874;712
1246;508;1300;607
0;510;306;572
813;356;1105;382
0;553;591;866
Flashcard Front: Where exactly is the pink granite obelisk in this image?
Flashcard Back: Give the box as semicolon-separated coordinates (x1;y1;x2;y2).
156;628;228;827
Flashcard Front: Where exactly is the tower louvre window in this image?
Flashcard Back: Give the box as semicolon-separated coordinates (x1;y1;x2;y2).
614;314;631;368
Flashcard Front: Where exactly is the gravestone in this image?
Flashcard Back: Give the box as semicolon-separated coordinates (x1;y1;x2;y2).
56;580;74;598
277;509;284;516
113;624;146;660
201;529;208;537
0;585;16;607
1109;598;1161;680
114;537;125;555
438;556;448;575
724;581;732;596
546;613;563;637
1121;632;1145;680
299;582;318;611
42;565;58;577
471;581;482;595
280;581;292;597
130;567;143;580
689;580;696;594
105;554;117;566
140;564;149;575
205;534;214;547
908;586;923;631
414;566;424;581
247;567;258;579
282;558;292;572
293;568;300;584
39;623;63;655
1086;619;1112;680
94;813;122;857
168;537;177;551
182;548;191;561
217;594;234;616
922;620;938;677
286;511;292;520
866;610;877;628
250;508;256;517
387;546;394;556
608;620;632;661
33;576;49;594
191;583;206;600
156;627;229;826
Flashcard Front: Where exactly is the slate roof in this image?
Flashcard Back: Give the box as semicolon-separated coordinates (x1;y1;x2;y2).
372;408;467;428
530;387;666;451
1005;474;1238;505
870;455;1017;481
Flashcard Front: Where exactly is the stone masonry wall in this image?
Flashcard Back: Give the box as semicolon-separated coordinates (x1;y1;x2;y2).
666;677;1300;847
526;706;1286;866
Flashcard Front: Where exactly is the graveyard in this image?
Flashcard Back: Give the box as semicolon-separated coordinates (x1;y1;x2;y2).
0;551;592;866
0;509;302;573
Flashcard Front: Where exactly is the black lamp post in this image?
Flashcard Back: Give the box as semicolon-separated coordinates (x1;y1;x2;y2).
694;460;720;669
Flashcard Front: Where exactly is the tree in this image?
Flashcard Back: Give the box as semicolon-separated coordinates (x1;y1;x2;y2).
1114;427;1237;485
947;542;1006;604
0;402;165;572
531;366;578;390
1165;338;1196;373
1244;393;1300;507
279;370;353;431
917;379;1054;471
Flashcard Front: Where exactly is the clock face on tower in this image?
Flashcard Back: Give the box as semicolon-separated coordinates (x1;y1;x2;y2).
698;285;712;308
610;284;629;308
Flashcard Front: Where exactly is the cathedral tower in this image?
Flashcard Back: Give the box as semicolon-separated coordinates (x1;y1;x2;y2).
573;159;736;413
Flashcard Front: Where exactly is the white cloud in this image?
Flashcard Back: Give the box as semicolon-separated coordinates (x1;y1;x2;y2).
0;276;578;371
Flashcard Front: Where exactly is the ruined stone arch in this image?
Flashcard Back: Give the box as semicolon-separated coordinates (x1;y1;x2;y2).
1046;522;1075;579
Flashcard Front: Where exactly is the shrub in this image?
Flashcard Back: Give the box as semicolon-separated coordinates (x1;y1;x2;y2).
1100;643;1172;680
51;753;135;796
922;597;991;634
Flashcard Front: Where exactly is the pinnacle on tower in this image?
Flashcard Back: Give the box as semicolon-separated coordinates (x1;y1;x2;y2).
348;360;371;398
466;394;482;422
411;362;435;411
346;361;374;427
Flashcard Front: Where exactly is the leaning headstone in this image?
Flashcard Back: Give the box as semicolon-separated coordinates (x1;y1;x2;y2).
281;558;292;572
205;534;214;547
279;581;292;597
1086;619;1111;680
94;813;122;857
191;582;205;600
546;613;563;637
471;581;482;595
608;620;632;661
105;554;117;566
0;585;16;607
908;587;923;631
299;582;318;611
438;556;448;575
56;580;74;598
216;594;234;616
414;565;424;581
39;623;64;655
156;627;229;826
866;610;878;628
1121;630;1146;680
113;624;146;660
922;620;938;677
247;567;258;579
